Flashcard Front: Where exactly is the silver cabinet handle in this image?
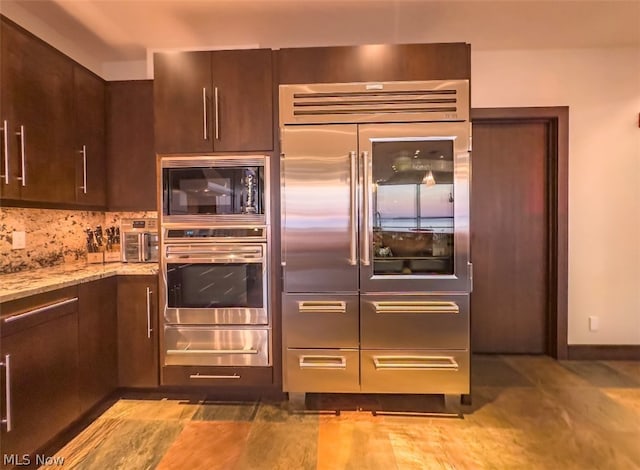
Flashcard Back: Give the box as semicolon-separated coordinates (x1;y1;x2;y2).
373;355;459;371
299;355;346;369
349;150;357;266
146;287;153;339
298;301;347;314
3;297;78;323
190;373;240;380
0;355;12;432
202;87;208;141
214;86;220;140
80;145;87;194
168;349;259;355
361;150;370;266
0;120;8;185
16;125;25;186
372;301;459;315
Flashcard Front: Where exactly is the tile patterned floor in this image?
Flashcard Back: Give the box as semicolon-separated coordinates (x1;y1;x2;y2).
46;356;640;470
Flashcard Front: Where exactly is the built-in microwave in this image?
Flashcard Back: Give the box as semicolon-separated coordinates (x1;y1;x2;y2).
160;155;270;225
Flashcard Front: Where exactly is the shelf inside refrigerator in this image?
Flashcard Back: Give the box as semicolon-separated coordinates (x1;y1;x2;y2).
374;256;452;275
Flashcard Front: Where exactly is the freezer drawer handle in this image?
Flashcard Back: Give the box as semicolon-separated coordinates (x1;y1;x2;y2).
3;297;78;324
372;301;459;314
373;356;459;371
297;301;347;314
167;349;259;355
190;373;241;380
299;355;347;369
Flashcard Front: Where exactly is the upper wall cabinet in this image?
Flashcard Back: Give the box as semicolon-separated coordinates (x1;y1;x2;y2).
74;65;107;207
277;43;471;84
0;17;107;208
154;49;273;154
0;18;75;204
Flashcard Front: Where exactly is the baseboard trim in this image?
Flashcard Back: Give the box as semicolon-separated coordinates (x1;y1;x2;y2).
567;345;640;360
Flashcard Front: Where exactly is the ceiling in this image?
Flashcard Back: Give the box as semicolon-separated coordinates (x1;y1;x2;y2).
3;0;639;78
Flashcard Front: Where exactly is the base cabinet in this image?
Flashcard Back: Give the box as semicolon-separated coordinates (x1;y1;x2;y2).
117;275;159;388
0;287;79;463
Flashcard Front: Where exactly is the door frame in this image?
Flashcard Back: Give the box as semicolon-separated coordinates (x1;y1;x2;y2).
471;107;569;359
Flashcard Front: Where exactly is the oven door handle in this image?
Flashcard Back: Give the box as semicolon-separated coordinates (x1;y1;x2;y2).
164;255;264;264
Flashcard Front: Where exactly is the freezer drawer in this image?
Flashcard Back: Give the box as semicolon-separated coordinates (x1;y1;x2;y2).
285;348;360;393
361;349;470;394
283;294;359;348
164;326;270;366
360;294;469;350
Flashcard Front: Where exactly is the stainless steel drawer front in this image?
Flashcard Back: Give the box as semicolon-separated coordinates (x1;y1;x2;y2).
361;349;470;394
285;348;359;393
361;294;469;350
164;327;269;366
283;294;359;349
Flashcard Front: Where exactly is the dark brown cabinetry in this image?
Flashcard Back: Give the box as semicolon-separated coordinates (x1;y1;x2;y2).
117;275;159;388
74;65;107;207
78;278;118;415
0;18;75;204
154;49;273;154
0;287;79;461
106;80;156;211
277;43;471;84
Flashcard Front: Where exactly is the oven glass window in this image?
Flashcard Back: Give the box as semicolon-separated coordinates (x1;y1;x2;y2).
166;263;264;309
163;166;263;216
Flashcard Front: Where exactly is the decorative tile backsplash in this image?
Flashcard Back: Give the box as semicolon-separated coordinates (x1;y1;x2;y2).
0;208;157;274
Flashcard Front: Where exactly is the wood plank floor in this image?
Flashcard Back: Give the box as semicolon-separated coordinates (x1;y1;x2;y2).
45;355;640;469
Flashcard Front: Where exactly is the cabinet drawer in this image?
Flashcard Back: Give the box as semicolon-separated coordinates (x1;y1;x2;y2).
285;348;360;393
283;294;359;348
162;365;272;387
164;326;270;366
360;349;469;394
360;294;469;350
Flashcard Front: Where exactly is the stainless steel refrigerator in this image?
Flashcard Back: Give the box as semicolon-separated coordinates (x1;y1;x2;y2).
280;80;472;399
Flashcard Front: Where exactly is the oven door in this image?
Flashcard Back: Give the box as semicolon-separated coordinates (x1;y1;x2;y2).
162;243;268;325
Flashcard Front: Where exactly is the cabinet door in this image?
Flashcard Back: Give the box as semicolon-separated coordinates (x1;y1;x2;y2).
211;49;273;152
0;18;75;204
154;51;212;154
117;276;159;388
106;80;156;211
0;294;79;458
78;278;117;415
74;65;106;207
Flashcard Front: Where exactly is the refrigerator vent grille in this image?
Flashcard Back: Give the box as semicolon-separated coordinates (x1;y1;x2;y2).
280;80;469;124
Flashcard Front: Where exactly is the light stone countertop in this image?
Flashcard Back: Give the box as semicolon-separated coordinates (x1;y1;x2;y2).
0;262;159;303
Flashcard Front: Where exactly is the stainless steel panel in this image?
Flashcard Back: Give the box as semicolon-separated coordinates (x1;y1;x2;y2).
361;294;469;350
361;349;470;394
281;124;359;293
164;326;269;366
279;80;469;125
284;348;360;393
283;294;359;348
359;122;470;293
165;308;268;326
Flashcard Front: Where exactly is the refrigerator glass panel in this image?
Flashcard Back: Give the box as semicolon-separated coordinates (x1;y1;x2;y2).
371;139;454;276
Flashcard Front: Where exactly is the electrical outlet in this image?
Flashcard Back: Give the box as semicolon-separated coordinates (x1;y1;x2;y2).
12;231;26;249
589;315;599;332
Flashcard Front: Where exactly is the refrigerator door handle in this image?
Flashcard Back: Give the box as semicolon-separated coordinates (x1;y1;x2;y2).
349;151;357;266
361;150;371;266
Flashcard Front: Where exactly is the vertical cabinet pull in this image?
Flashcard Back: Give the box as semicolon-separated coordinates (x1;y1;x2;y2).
146;287;153;339
1;120;9;184
361;150;370;266
1;354;12;432
16;125;26;186
202;87;208;141
214;86;220;140
80;145;87;194
349;151;358;266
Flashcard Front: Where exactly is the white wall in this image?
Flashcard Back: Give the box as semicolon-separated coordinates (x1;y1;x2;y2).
472;47;640;345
